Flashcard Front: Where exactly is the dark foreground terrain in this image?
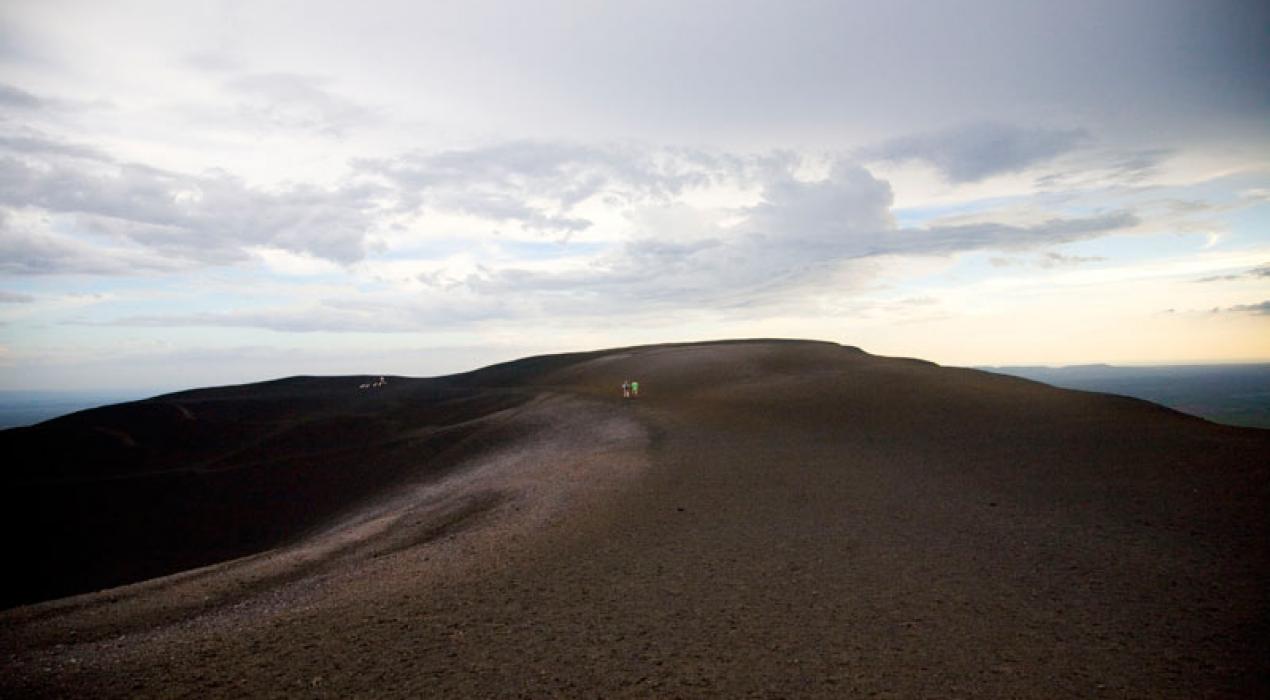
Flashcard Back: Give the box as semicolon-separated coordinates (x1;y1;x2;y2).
2;340;1267;697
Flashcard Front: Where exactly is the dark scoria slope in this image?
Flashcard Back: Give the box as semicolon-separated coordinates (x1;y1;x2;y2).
3;339;1269;697
0;373;533;608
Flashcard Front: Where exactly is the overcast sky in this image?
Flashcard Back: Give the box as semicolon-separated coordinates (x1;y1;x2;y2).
1;0;1268;392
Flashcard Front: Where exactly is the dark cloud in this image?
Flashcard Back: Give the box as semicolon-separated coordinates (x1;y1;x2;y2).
859;123;1089;183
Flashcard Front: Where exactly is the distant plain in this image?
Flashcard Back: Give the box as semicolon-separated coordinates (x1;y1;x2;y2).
0;391;151;430
981;364;1270;429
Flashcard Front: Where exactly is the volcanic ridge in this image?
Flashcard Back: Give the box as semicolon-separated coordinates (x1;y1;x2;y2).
2;339;1267;697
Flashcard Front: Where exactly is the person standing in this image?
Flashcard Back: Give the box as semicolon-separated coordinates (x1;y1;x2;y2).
621;380;630;398
631;380;639;398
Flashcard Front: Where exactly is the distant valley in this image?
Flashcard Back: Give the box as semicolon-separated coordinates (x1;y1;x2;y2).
979;364;1270;429
0;391;152;430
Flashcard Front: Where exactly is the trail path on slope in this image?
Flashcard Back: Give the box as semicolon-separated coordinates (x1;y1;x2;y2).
3;341;1268;697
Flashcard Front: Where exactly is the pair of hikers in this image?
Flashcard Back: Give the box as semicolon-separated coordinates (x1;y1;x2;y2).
621;380;640;399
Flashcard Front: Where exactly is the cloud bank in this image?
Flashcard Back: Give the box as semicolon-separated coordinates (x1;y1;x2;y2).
3;134;1144;331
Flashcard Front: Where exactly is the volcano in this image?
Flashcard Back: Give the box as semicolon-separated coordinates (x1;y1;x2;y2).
2;340;1267;697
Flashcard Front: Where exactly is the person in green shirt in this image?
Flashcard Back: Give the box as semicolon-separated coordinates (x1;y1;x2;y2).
631;380;639;398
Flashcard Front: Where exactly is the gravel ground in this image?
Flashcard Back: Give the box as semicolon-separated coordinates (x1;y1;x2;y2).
2;340;1267;698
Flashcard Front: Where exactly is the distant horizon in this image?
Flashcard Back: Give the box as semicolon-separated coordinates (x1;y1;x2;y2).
1;337;1269;395
3;339;1268;431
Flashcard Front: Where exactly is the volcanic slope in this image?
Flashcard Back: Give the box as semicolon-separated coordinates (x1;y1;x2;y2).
2;339;1267;697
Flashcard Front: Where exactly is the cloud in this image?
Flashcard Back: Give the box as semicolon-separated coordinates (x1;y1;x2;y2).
0;290;34;303
1033;148;1174;190
990;252;1107;268
894;212;1136;256
93;158;1011;327
1222;300;1270;315
457;162;895;309
0;130;108;160
1;130;1142;325
860;122;1089;183
0;83;43;110
1197;263;1270;283
0;82;112;115
1039;252;1105;268
742;162;895;240
355;141;761;235
2;136;770;274
0;135;387;269
96;295;511;334
1103;148;1173;182
458;160;1139;315
0;222;191;276
225;72;374;136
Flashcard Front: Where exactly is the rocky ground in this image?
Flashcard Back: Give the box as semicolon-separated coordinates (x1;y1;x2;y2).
2;340;1267;697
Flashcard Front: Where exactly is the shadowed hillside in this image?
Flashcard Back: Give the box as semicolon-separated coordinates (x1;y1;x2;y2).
0;375;532;607
2;340;1267;698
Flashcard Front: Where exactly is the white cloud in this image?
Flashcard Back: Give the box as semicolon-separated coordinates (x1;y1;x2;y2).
225;72;376;136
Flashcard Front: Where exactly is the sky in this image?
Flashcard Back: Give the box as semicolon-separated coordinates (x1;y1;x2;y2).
1;0;1268;393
